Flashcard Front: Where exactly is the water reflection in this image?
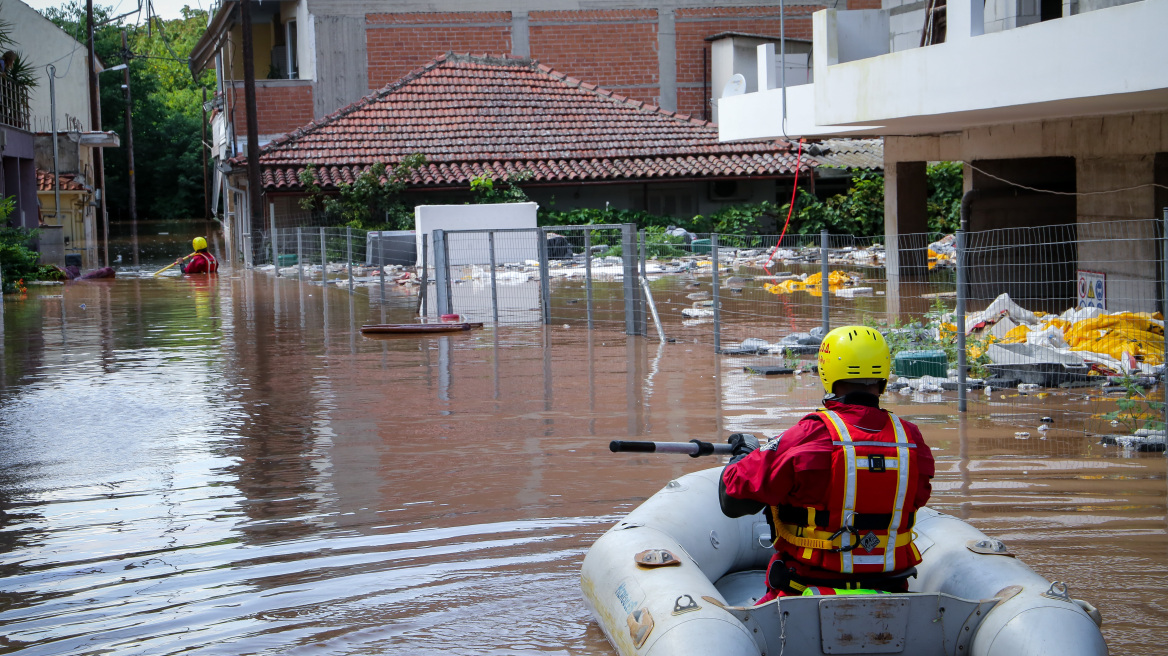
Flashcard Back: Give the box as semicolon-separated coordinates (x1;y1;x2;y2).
0;268;1163;655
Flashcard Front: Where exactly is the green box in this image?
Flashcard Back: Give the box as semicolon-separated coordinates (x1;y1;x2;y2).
894;350;948;378
691;238;711;254
277;254;298;267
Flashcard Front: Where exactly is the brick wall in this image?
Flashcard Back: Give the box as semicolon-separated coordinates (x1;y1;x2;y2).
529;9;660;106
355;6;828;120
229;81;314;137
366;12;512;90
674;5;820;120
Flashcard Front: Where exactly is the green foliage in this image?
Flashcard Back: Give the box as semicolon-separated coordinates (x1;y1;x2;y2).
776;170;886;237
1102;376;1165;434
538;206;672;228
927;162;963;233
298;154;427;230
0;197;43;293
694;201;782;235
471;171;533;204
641;226;687;258
862;298;994;379
40;3;214;221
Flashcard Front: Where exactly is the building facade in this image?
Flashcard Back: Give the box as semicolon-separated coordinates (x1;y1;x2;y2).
718;0;1167;313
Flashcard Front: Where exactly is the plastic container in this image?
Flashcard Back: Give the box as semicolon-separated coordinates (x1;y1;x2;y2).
691;238;712;255
277;254;298;267
893;350;948;378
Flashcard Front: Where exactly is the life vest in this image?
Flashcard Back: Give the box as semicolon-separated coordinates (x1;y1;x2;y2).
186;252;218;274
770;409;922;575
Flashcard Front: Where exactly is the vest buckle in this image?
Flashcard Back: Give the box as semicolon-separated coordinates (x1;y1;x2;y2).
868;454;886;473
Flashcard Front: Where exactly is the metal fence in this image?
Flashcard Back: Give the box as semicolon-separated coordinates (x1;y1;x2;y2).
245;211;1167;449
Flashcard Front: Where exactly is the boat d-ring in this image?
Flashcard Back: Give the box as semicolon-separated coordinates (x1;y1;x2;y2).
1042;580;1071;601
672;594;701;615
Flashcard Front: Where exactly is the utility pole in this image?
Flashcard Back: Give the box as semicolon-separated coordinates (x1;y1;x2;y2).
202;86;209;220
240;0;263;262
121;30;138;266
87;0;109;267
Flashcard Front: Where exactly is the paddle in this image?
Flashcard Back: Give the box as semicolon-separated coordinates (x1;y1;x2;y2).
153;252;197;276
609;440;735;457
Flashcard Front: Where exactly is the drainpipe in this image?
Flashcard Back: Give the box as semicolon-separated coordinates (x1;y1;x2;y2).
956;190;979;412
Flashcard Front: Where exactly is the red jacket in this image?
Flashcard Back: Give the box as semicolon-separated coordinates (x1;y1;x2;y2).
722;397;934;589
182;252;218;274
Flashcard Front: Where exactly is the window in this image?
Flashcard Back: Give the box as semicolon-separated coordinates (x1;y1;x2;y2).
285;20;298;78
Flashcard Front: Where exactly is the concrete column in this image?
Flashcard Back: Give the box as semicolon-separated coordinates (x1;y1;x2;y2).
512;10;529;57
656;7;676;111
883;160;929;319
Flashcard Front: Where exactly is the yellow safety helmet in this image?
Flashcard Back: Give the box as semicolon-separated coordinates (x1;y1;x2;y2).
817;325;891;395
192;236;208;251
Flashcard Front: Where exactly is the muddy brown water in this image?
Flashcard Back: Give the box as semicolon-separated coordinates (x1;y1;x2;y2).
0;267;1164;655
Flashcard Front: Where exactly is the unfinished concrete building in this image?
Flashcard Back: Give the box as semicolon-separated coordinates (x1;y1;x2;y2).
719;0;1168;314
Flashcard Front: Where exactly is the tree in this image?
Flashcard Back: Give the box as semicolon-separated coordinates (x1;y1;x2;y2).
40;2;213;221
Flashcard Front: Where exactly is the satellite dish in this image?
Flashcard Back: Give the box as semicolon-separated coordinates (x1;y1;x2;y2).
721;74;746;98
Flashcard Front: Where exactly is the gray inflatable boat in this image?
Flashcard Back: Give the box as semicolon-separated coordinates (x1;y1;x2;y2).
581;467;1106;656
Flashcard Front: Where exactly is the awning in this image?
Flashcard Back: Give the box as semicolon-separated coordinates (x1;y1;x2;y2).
77;131;121;148
189;0;238;77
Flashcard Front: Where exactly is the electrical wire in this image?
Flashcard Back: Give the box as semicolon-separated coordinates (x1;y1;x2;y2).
966;162;1168;196
762;137;806;273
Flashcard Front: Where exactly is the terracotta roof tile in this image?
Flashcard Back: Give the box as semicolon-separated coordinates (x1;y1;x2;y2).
250;53;811;190
36;169;88;192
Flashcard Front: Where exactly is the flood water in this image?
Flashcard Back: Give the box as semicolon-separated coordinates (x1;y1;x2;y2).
0;260;1165;654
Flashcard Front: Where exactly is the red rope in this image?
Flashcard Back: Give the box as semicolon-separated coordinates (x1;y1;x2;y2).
764;138;805;274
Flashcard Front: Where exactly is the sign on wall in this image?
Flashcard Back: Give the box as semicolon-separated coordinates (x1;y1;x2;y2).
1077;270;1106;310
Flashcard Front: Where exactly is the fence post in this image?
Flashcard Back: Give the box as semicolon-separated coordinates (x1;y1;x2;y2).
584;228;594;330
956;227;967;412
297;227;304;280
420;236;428;317
621;223;641;336
433;229;453;317
1162;206;1167;445
538;228;551;325
639;228;647;280
320;227;328;287
378;232;386;304
712;233;722;353
346;227;354;294
488;230;499;323
821;229;830;335
269;202;278;276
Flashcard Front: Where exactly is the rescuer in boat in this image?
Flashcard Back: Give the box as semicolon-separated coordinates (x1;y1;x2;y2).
720;325;935;603
175;237;219;274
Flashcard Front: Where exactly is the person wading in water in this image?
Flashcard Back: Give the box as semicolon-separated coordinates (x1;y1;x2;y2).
176;237;219;274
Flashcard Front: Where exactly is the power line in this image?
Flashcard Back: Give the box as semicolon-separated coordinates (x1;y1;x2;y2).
966;162;1168;196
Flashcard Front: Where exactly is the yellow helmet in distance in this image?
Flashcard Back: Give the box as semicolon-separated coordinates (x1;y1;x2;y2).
817;325;891;395
193;236;208;251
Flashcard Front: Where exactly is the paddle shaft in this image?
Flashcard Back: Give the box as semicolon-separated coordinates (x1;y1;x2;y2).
153;252;197;276
609;440;734;457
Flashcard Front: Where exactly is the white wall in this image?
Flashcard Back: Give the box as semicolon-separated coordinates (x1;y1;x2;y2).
414;202;539;268
5;0;91;132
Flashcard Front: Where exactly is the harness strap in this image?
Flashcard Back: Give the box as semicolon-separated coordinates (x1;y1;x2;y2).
775;523;913;552
774;505;915;531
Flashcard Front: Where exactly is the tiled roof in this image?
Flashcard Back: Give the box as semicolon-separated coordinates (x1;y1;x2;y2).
253;53;810;190
805;139;884;171
36;169;89;192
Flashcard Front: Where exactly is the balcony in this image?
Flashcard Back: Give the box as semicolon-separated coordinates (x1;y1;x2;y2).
0;76;31;131
718;0;1168;141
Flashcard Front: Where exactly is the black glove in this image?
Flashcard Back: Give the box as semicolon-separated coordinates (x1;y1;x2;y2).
727;433;760;464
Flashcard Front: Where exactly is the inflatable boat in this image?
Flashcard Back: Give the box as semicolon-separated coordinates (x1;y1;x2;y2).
581;466;1106;656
